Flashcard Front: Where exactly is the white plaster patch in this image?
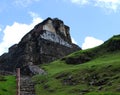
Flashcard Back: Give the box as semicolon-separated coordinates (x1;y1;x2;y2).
43;20;56;33
40;31;72;47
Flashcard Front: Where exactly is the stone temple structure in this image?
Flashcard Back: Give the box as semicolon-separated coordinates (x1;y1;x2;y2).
0;17;81;75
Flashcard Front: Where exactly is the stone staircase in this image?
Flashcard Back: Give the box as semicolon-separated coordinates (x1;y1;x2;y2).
20;76;36;95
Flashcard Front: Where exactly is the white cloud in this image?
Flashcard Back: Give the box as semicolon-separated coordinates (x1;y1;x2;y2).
82;36;104;49
71;37;77;44
71;0;89;5
95;0;120;12
0;28;1;32
29;11;39;19
0;12;43;55
68;0;120;12
14;0;40;7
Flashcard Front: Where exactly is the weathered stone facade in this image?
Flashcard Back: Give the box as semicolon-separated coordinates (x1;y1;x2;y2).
0;17;81;75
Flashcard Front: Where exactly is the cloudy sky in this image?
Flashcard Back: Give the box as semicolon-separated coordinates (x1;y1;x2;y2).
0;0;120;55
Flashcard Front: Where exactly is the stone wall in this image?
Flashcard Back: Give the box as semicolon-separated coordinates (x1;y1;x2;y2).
43;19;56;33
0;17;81;75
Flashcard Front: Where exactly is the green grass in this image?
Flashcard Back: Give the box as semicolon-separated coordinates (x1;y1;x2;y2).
32;35;120;95
0;75;16;95
33;50;120;95
85;92;120;95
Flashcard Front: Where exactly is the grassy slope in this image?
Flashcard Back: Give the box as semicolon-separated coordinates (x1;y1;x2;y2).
0;75;16;95
33;52;120;95
33;35;120;95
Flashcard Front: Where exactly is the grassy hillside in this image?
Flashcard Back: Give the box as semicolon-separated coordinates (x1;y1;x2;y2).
33;35;120;95
0;75;16;95
0;35;119;95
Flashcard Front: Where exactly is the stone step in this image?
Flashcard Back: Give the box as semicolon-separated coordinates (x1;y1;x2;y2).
20;91;35;95
20;76;36;95
20;89;35;92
